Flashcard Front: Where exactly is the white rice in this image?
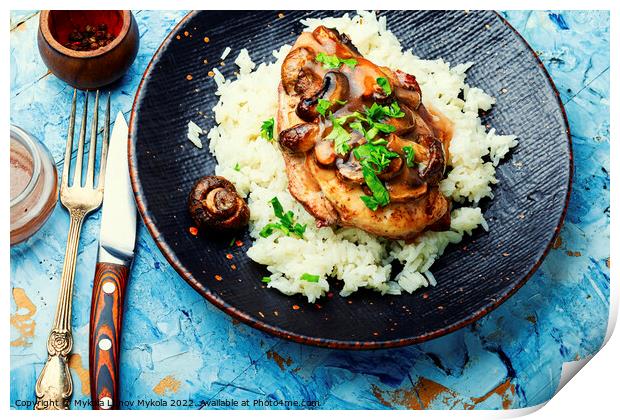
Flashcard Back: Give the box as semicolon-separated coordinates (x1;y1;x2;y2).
206;11;517;302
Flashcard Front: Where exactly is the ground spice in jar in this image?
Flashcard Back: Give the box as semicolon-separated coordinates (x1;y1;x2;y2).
63;23;116;51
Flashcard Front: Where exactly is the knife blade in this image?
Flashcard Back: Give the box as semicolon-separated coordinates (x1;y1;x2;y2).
89;111;136;410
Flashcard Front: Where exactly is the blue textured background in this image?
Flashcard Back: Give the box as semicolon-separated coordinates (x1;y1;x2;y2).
10;10;610;409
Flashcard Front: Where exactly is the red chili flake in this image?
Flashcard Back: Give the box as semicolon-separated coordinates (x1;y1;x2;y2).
230;264;237;271
186;74;193;81
214;274;223;281
226;253;233;260
422;293;429;299
189;227;198;236
184;31;189;37
314;303;322;309
327;292;334;299
235;240;244;247
292;305;300;310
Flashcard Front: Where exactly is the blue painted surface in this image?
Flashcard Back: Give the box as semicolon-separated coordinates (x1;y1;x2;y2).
10;10;609;410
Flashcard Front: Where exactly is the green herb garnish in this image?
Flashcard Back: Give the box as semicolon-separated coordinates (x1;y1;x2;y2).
259;197;307;239
361;166;390;209
403;146;415;167
354;143;399;173
326;116;351;155
316;99;332;116
315;52;357;70
262;276;271;283
260;118;274;141
376;77;392;95
300;273;320;283
233;163;241;171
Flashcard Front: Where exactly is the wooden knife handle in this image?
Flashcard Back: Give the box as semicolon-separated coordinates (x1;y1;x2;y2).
89;262;129;410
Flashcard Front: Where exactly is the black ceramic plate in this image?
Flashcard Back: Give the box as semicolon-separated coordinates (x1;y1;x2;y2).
129;10;572;349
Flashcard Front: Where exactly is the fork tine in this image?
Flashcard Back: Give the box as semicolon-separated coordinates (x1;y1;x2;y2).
61;89;77;188
85;90;100;187
97;92;111;191
73;91;89;187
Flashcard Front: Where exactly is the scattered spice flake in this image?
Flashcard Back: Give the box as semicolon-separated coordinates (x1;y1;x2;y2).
438;305;445;310
203;59;208;64
208;71;215;77
186;74;193;81
226;253;233;260
183;31;189;37
220;61;225;66
292;305;300;310
314;303;322;309
235;240;244;247
566;250;582;257
606;258;610;268
274;311;279;316
422;293;429;299
372;332;379;337
327;292;334;299
258;311;265;318
485;24;491;29
552;236;563;249
189;226;198;236
500;88;508;94
278;12;285;18
230;264;237;270
204;36;210;43
517;212;526;219
229;237;236;246
214;274;223;281
176;35;181;40
502;252;510;257
347;300;353;304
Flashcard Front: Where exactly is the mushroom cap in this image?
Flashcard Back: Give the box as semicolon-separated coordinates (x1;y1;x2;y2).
188;176;250;232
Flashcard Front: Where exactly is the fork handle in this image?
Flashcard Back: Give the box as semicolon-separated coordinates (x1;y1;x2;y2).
89;262;129;410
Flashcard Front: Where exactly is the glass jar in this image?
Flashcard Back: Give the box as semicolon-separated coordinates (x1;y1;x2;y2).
10;125;58;245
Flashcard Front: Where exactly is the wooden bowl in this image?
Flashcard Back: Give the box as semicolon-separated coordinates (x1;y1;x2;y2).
37;10;139;90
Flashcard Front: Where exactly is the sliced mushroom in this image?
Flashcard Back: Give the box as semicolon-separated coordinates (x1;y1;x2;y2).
314;139;336;166
394;86;421;110
282;47;312;94
377;156;403;181
387;134;428;163
296;71;350;122
279;123;319;153
188;176;250;231
336;155;364;184
417;136;446;186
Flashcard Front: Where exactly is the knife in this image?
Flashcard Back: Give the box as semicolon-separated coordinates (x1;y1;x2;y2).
89;112;136;410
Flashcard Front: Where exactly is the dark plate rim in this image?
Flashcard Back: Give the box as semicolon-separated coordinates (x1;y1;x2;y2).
128;10;573;350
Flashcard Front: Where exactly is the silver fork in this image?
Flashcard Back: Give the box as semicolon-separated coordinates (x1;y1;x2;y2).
35;89;110;410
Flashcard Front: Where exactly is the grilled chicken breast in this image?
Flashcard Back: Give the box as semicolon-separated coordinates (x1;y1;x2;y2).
276;26;453;240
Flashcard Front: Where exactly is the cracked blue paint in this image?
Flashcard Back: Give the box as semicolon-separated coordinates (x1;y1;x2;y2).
11;10;609;410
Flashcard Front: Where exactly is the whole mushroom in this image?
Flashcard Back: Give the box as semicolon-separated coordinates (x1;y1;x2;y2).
188;176;250;232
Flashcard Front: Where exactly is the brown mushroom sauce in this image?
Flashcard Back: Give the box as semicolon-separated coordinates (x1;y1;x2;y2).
277;26;453;216
188;176;250;232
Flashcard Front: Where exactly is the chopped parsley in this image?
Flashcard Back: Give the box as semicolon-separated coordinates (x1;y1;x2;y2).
262;276;271;283
403;146;415;167
326;116;351;155
233;163;241;171
300;273;320;283
260;118;274;141
376;77;392;95
316;99;332;116
259;197;307;239
315;52;357;70
361;167;390;210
